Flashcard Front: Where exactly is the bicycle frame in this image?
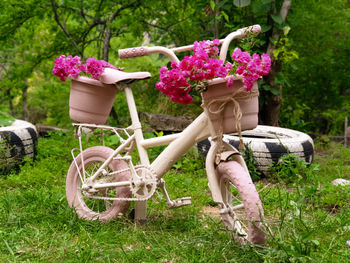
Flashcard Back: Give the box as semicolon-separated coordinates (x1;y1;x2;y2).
73;82;247;221
73;25;261;221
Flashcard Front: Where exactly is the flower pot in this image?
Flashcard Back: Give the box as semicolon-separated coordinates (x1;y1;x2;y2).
69;76;117;125
201;77;259;135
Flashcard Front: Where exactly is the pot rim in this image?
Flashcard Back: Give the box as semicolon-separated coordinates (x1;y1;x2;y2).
207;75;243;86
70;76;116;88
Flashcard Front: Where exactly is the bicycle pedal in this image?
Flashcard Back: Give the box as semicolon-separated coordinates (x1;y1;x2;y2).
167;197;192;209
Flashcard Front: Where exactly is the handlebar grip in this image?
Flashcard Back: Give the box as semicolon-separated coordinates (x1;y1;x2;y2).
118;46;149;59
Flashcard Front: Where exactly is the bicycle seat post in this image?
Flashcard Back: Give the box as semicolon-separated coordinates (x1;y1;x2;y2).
124;85;149;223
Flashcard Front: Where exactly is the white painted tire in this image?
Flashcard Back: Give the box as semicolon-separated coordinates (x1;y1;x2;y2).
197;125;314;174
0;120;38;171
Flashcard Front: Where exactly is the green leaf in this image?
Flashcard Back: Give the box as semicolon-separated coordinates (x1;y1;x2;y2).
283;26;291;36
271;14;283;24
269;37;277;45
262;0;273;3
221;11;229;22
270;87;281;95
233;0;251;8
217;0;229;9
210;0;215;10
311;240;320;246
251;0;273;13
261;24;272;33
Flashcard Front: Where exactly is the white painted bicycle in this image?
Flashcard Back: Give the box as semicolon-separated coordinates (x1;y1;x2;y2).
66;25;266;244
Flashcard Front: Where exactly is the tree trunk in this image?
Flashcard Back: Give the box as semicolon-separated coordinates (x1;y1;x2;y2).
102;28;111;61
6;88;14;116
260;0;292;126
213;0;220;38
22;82;28;121
260;60;283;126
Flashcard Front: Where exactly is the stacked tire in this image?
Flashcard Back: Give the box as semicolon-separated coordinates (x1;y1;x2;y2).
0;120;38;172
197;125;314;175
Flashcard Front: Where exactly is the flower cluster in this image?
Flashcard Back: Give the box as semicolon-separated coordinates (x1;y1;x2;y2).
232;48;271;91
156;39;231;104
156;40;271;105
52;55;116;82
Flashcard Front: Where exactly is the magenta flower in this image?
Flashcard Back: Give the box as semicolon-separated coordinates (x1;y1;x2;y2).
156;39;271;104
227;77;234;88
86;57;104;79
53;55;118;81
52;55;83;82
231;49;271;91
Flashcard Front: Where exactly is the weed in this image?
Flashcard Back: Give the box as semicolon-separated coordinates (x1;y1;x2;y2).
241;142;263;181
269;153;319;185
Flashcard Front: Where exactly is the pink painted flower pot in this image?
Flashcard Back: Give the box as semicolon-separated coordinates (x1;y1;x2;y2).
69;76;117;124
202;78;259;135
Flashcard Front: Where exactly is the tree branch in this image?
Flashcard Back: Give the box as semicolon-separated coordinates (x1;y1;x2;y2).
50;0;84;57
102;0;139;61
142;17;191;32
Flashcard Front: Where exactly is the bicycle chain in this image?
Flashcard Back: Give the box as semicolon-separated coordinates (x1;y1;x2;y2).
85;164;158;202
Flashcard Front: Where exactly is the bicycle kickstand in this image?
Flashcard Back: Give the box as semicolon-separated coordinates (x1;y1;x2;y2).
158;179;192;209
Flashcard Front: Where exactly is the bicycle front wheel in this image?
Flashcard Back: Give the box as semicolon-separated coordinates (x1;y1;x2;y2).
216;161;266;244
66;146;131;222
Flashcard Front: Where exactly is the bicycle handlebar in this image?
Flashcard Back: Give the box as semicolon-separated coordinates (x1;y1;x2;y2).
118;24;261;63
118;46;149;59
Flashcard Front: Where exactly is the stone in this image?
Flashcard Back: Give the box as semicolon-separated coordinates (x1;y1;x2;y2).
331;178;350;186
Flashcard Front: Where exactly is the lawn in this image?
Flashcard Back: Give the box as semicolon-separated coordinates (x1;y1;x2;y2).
0;132;349;262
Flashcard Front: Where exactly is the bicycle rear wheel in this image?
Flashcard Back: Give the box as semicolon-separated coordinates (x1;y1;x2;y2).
66;146;131;221
216;161;266;244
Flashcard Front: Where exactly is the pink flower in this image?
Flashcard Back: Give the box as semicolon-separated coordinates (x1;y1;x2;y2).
53;55;118;81
232;48;251;65
225;62;233;71
155;39;271;104
227;77;234;88
171;61;179;69
212;39;220;45
236;66;246;75
86;57;104;79
52;55;83;82
100;60;117;70
261;54;271;75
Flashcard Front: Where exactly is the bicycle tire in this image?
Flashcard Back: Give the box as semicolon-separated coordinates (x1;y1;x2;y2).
216;160;266;244
66;146;131;221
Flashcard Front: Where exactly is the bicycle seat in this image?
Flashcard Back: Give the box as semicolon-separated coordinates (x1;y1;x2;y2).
99;68;151;85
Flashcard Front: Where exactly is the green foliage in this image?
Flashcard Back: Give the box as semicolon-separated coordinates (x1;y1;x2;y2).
241;143;262;181
272;37;299;63
282;0;350;134
269;153;319;185
0;0;349;136
27;71;72;127
280;102;313;132
0;107;15;127
173;147;205;173
0;133;350;261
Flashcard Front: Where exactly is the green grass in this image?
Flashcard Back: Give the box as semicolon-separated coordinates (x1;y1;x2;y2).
0;133;349;262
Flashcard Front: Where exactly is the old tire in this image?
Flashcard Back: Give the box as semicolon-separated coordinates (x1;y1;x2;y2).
0;120;38;172
197;125;314;175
